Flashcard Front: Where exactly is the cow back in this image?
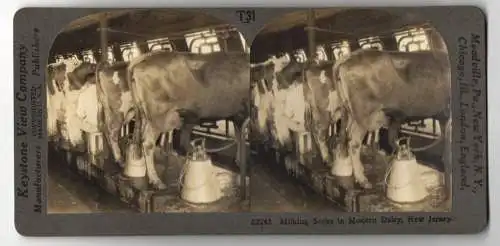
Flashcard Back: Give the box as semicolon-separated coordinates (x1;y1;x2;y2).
335;49;451;125
128;52;250;121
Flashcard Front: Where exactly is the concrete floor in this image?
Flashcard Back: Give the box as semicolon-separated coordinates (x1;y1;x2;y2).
47;141;340;214
249;164;342;212
47;141;447;214
47;150;135;214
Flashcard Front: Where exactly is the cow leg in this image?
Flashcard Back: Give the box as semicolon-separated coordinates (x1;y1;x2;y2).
232;117;246;168
373;129;381;152
349;121;372;189
179;123;195;156
234;123;241;167
387;119;402;154
166;131;174;154
366;132;372;146
311;121;332;167
331;116;354;177
142;122;167;190
440;118;452;200
107;116;125;167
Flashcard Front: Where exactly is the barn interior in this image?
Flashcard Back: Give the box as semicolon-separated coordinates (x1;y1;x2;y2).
48;9;254;213
249;8;451;212
47;8;450;214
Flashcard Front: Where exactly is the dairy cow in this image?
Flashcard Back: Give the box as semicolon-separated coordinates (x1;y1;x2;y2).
250;60;275;143
250;55;294;148
332;49;451;189
127;51;250;190
46;60;97;149
46;62;68;140
264;57;381;170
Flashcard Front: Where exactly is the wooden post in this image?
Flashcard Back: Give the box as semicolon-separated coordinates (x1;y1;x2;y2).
170;39;189;52
100;14;109;63
136;40;150;54
349;38;361;52
306;8;316;60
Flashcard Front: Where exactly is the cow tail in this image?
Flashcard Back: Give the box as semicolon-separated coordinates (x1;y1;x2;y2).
95;62;106;133
127;65;144;158
332;60;351;157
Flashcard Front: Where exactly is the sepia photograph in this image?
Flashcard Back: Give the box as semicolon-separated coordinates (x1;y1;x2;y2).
13;4;488;235
249;8;452;213
46;9;252;214
46;7;453;215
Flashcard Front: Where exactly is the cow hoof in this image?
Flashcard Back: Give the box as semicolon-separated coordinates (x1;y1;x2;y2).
359;181;373;189
151;181;167;190
116;160;126;168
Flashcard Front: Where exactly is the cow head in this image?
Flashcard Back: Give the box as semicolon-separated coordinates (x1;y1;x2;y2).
250;62;275;93
46;62;67;95
66;62;97;91
274;58;306;90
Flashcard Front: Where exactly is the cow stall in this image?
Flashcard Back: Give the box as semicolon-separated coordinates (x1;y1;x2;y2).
249;8;451;212
47;9;251;213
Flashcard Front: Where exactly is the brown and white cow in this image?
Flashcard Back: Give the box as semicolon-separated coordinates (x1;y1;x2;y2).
127;50;251;190
94;61;134;167
272;59;338;159
332;48;451;189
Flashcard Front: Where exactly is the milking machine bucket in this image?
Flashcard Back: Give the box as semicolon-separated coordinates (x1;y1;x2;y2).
395;137;413;160
190;138;209;162
180;137;222;204
124;143;147;179
385;137;428;203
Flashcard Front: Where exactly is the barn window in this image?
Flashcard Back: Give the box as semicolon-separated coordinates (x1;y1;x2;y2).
395;27;430;52
148;37;174;51
316;46;329;61
359;37;383;50
332;40;351;60
185;29;221;54
121;42;142;62
54;54;80;64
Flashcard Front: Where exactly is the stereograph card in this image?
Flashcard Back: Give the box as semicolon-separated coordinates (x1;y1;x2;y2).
13;6;488;235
